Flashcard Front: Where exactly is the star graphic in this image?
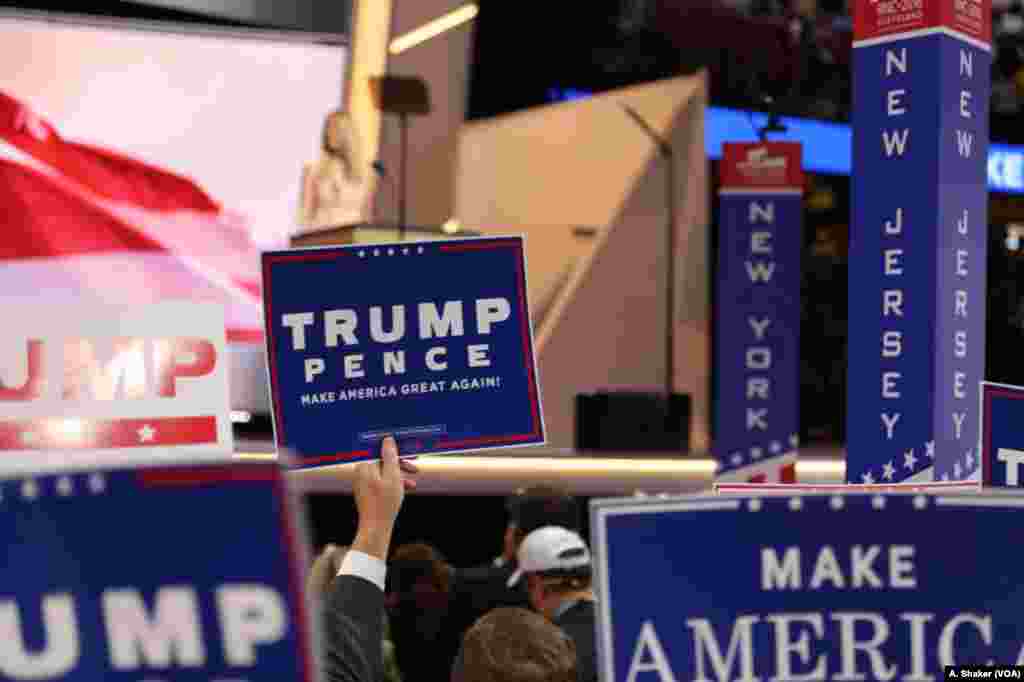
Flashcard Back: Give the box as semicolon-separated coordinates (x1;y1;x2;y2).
789;434;799;448
358;250;366;258
402;248;410;255
788;497;803;511
913;495;928;510
387;248;395;256
904;449;917;470
750;447;763;460
730;453;744;467
417;246;424;254
862;471;875;484
21;480;38;500
882;461;895;481
137;424;156;443
953;461;962;479
57;477;73;497
925;441;936;459
770;441;782;454
965;450;975;470
88;473;106;494
830;496;844;510
747;498;762;512
373;249;381;256
871;495;886;510
941;472;950;482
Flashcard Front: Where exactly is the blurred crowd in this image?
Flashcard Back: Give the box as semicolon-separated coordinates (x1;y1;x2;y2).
311;438;597;682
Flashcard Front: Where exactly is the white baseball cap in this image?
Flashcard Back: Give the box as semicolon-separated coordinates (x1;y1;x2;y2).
507;526;592;588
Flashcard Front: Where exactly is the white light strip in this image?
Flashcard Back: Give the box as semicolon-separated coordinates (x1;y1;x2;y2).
389;3;478;55
233;453;847;477
230;411;252;424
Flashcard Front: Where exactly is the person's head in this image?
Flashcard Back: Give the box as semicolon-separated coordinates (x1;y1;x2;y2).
507;526;593;619
453;607;577;682
387;542;453;610
503;485;580;562
306;544;349;603
320;109;363;179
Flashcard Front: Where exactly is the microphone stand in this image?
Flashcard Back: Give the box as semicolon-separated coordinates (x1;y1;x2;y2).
621;104;676;398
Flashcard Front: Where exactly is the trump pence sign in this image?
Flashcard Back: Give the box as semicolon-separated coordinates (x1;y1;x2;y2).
0;461;314;681
261;237;545;467
0;302;232;473
592;492;1024;681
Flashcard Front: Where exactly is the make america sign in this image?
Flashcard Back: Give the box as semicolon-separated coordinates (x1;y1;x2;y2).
592;492;1024;681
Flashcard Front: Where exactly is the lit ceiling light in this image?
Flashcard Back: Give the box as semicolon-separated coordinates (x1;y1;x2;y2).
442;218;461;234
390;4;478;55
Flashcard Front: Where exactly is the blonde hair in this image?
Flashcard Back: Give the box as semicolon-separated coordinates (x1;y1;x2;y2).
322;110;365;182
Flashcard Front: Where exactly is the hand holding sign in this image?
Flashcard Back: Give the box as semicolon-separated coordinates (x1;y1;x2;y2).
352;436;419;560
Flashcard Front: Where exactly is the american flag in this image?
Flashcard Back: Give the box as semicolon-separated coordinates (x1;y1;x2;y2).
0;90;264;343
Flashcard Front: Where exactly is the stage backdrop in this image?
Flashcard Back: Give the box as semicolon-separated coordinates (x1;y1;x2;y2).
0;15;346;414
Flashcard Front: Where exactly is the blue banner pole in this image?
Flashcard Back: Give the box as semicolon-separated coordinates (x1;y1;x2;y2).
714;142;802;483
847;0;991;483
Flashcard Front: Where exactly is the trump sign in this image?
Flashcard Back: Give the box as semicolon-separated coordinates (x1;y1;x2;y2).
0;461;313;681
980;381;1024;487
0;302;232;473
261;237;545;467
592;491;1024;681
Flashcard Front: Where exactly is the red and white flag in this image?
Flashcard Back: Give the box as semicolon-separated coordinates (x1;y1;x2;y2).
0;90;264;343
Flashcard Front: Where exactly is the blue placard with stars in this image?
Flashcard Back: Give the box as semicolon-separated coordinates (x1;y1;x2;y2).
0;461;314;682
591;491;1024;682
981;381;1024;487
261;236;545;468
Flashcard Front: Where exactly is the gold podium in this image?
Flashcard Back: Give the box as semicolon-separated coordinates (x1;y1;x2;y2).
290;223;479;248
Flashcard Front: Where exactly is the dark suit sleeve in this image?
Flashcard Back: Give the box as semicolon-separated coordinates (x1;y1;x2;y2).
322;574;385;682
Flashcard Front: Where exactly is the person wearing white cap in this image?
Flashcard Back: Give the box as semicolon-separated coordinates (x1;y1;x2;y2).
507;526;597;682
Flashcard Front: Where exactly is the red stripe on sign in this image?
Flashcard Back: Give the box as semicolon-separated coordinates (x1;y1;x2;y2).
138;463;279;486
748;473;767;483
780;462;796;483
298;451;372;466
0;416;217;450
264;250;361;264
227;328;265;343
439;240;521;252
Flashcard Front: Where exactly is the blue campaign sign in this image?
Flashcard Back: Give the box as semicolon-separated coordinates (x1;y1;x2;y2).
261;237;545;467
592;492;1024;682
981;381;1024;487
848;20;990;483
0;461;313;681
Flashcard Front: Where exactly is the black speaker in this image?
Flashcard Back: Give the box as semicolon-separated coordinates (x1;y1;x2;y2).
575;391;691;453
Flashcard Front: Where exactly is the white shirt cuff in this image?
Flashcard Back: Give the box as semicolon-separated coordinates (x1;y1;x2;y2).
338;549;386;592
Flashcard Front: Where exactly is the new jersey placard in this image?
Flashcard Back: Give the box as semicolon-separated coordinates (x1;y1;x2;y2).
0;461;314;681
592;491;1024;682
261;237;545;467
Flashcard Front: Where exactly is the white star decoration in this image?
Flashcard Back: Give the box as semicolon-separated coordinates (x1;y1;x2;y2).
21;480;38;500
373;249;380;256
913;495;928;510
770;441;782;454
882;461;895;481
402;248;410;255
57;477;73;497
904;449;917;470
941;473;950;481
750;447;763;459
830;496;844;510
417;246;424;254
387;248;395;256
88;473;106;494
137;424;156;443
358;250;366;258
861;471;875;484
788;497;802;511
926;441;936;459
871;495;886;510
730;453;743;467
747;498;762;512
